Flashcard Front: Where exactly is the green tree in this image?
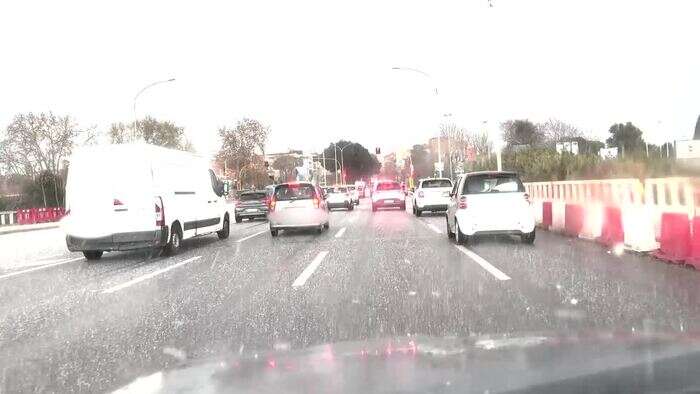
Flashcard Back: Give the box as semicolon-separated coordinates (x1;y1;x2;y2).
109;117;192;151
606;122;646;158
502;119;544;148
409;144;433;179
320;141;380;182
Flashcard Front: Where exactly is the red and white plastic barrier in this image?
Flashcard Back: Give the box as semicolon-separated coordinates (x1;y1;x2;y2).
14;207;65;225
526;177;699;260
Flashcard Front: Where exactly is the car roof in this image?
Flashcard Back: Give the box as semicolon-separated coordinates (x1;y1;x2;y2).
463;171;519;177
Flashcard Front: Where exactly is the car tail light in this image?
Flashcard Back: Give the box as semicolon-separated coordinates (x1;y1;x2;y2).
154;197;164;226
313;197;320;208
458;196;468;209
269;197;276;211
113;198;124;206
524;193;531;205
418;191;424;198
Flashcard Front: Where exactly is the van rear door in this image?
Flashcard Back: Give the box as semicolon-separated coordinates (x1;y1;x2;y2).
65;150;155;238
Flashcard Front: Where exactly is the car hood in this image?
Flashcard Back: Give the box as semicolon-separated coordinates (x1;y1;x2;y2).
114;331;700;393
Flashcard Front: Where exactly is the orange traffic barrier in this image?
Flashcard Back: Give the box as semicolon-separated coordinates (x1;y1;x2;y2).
597;206;623;247
653;213;691;264
564;204;584;237
542;201;552;230
687;217;700;269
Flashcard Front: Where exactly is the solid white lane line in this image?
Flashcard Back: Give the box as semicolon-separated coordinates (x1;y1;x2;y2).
292;251;329;288
454;245;511;281
427;223;442;234
334;227;346;238
236;229;267;243
101;256;202;294
0;257;84;281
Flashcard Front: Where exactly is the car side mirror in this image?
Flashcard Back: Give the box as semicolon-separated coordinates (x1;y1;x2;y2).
449;192;455;198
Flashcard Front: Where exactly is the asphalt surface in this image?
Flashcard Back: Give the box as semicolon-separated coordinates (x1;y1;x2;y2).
1;198;700;392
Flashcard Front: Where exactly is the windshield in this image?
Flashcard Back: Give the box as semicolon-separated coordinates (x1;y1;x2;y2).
376;182;401;191
421;179;452;188
3;2;700;393
274;184;316;200
463;174;525;194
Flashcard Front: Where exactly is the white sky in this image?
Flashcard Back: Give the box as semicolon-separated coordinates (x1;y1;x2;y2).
1;0;698;157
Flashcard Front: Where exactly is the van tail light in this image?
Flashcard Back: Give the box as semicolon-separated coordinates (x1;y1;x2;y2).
524;193;531;205
313;197;320;208
155;197;165;226
269;197;276;212
418;191;424;198
458;196;468;209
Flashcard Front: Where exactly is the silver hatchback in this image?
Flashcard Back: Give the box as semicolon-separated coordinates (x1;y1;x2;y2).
267;182;330;236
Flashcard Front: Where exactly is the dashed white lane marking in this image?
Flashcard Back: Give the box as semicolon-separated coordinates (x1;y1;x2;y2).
418;219;442;234
334;227;346;238
454;245;511;281
101;256;202;294
292;251;329;288
236;229;267;243
0;257;84;281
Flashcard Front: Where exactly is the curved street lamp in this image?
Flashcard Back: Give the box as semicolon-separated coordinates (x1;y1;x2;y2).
133;78;176;125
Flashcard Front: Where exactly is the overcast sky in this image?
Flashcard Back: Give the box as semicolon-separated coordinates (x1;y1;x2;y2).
1;0;698;157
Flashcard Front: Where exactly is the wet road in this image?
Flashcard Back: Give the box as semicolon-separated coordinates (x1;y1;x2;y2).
1;198;700;392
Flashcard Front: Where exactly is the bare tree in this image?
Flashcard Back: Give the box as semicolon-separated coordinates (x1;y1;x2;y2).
108;117;192;151
538;118;582;143
1;112;91;206
217;118;269;187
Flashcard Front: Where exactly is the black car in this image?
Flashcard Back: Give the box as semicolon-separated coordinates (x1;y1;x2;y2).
234;190;269;223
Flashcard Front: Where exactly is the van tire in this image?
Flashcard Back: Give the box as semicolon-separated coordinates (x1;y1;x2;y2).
235;215;242;224
521;229;536;244
164;224;182;256
217;215;230;239
83;251;103;260
270;227;279;237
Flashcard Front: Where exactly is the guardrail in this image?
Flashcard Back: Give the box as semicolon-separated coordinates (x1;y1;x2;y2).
0;211;17;226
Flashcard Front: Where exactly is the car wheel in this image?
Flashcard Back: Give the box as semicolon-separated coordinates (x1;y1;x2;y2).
235;215;243;223
164;224;182;256
270;227;278;237
446;216;455;239
415;208;422;217
521;229;536;244
400;202;406;211
316;225;323;234
455;221;468;245
372;204;377;212
349;204;354;211
217;215;230;239
83;250;103;260
323;222;330;229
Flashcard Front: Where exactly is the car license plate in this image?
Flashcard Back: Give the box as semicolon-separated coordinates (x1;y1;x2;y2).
246;208;258;212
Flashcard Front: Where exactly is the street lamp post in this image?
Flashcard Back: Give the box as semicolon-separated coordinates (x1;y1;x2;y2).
133;78;176;126
333;142;352;184
391;67;443;177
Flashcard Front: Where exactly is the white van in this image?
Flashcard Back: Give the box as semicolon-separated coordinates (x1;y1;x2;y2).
62;143;231;260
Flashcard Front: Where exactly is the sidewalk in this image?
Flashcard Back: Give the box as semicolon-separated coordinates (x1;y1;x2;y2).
0;222;60;236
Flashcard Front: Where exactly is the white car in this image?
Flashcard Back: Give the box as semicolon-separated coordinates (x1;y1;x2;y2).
326;186;354;211
371;181;406;212
63;143;231;260
268;182;330;236
446;171;535;244
346;185;360;205
412;178;453;217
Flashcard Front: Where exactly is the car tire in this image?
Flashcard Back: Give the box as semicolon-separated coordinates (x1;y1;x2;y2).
316;225;323;234
521;229;536;244
415;208;422;217
446;216;455;239
455;221;468;245
270;227;279;237
235;215;243;224
83;250;103;260
217;215;230;239
349;204;354;211
372;204;377;212
323;222;330;229
400;202;406;211
164;224;182;256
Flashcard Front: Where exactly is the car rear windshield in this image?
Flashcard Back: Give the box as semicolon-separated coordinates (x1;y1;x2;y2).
463;174;525;194
240;192;266;201
376;182;401;191
347;186;355;190
421;179;452;188
274;184;316;201
333;187;347;193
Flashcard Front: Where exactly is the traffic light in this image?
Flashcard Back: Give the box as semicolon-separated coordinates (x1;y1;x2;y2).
375;147;381;155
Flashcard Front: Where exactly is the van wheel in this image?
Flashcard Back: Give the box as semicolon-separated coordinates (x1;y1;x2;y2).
235;215;242;223
83;251;103;260
164;224;182;256
270;227;278;237
217;216;230;239
521;229;536;244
